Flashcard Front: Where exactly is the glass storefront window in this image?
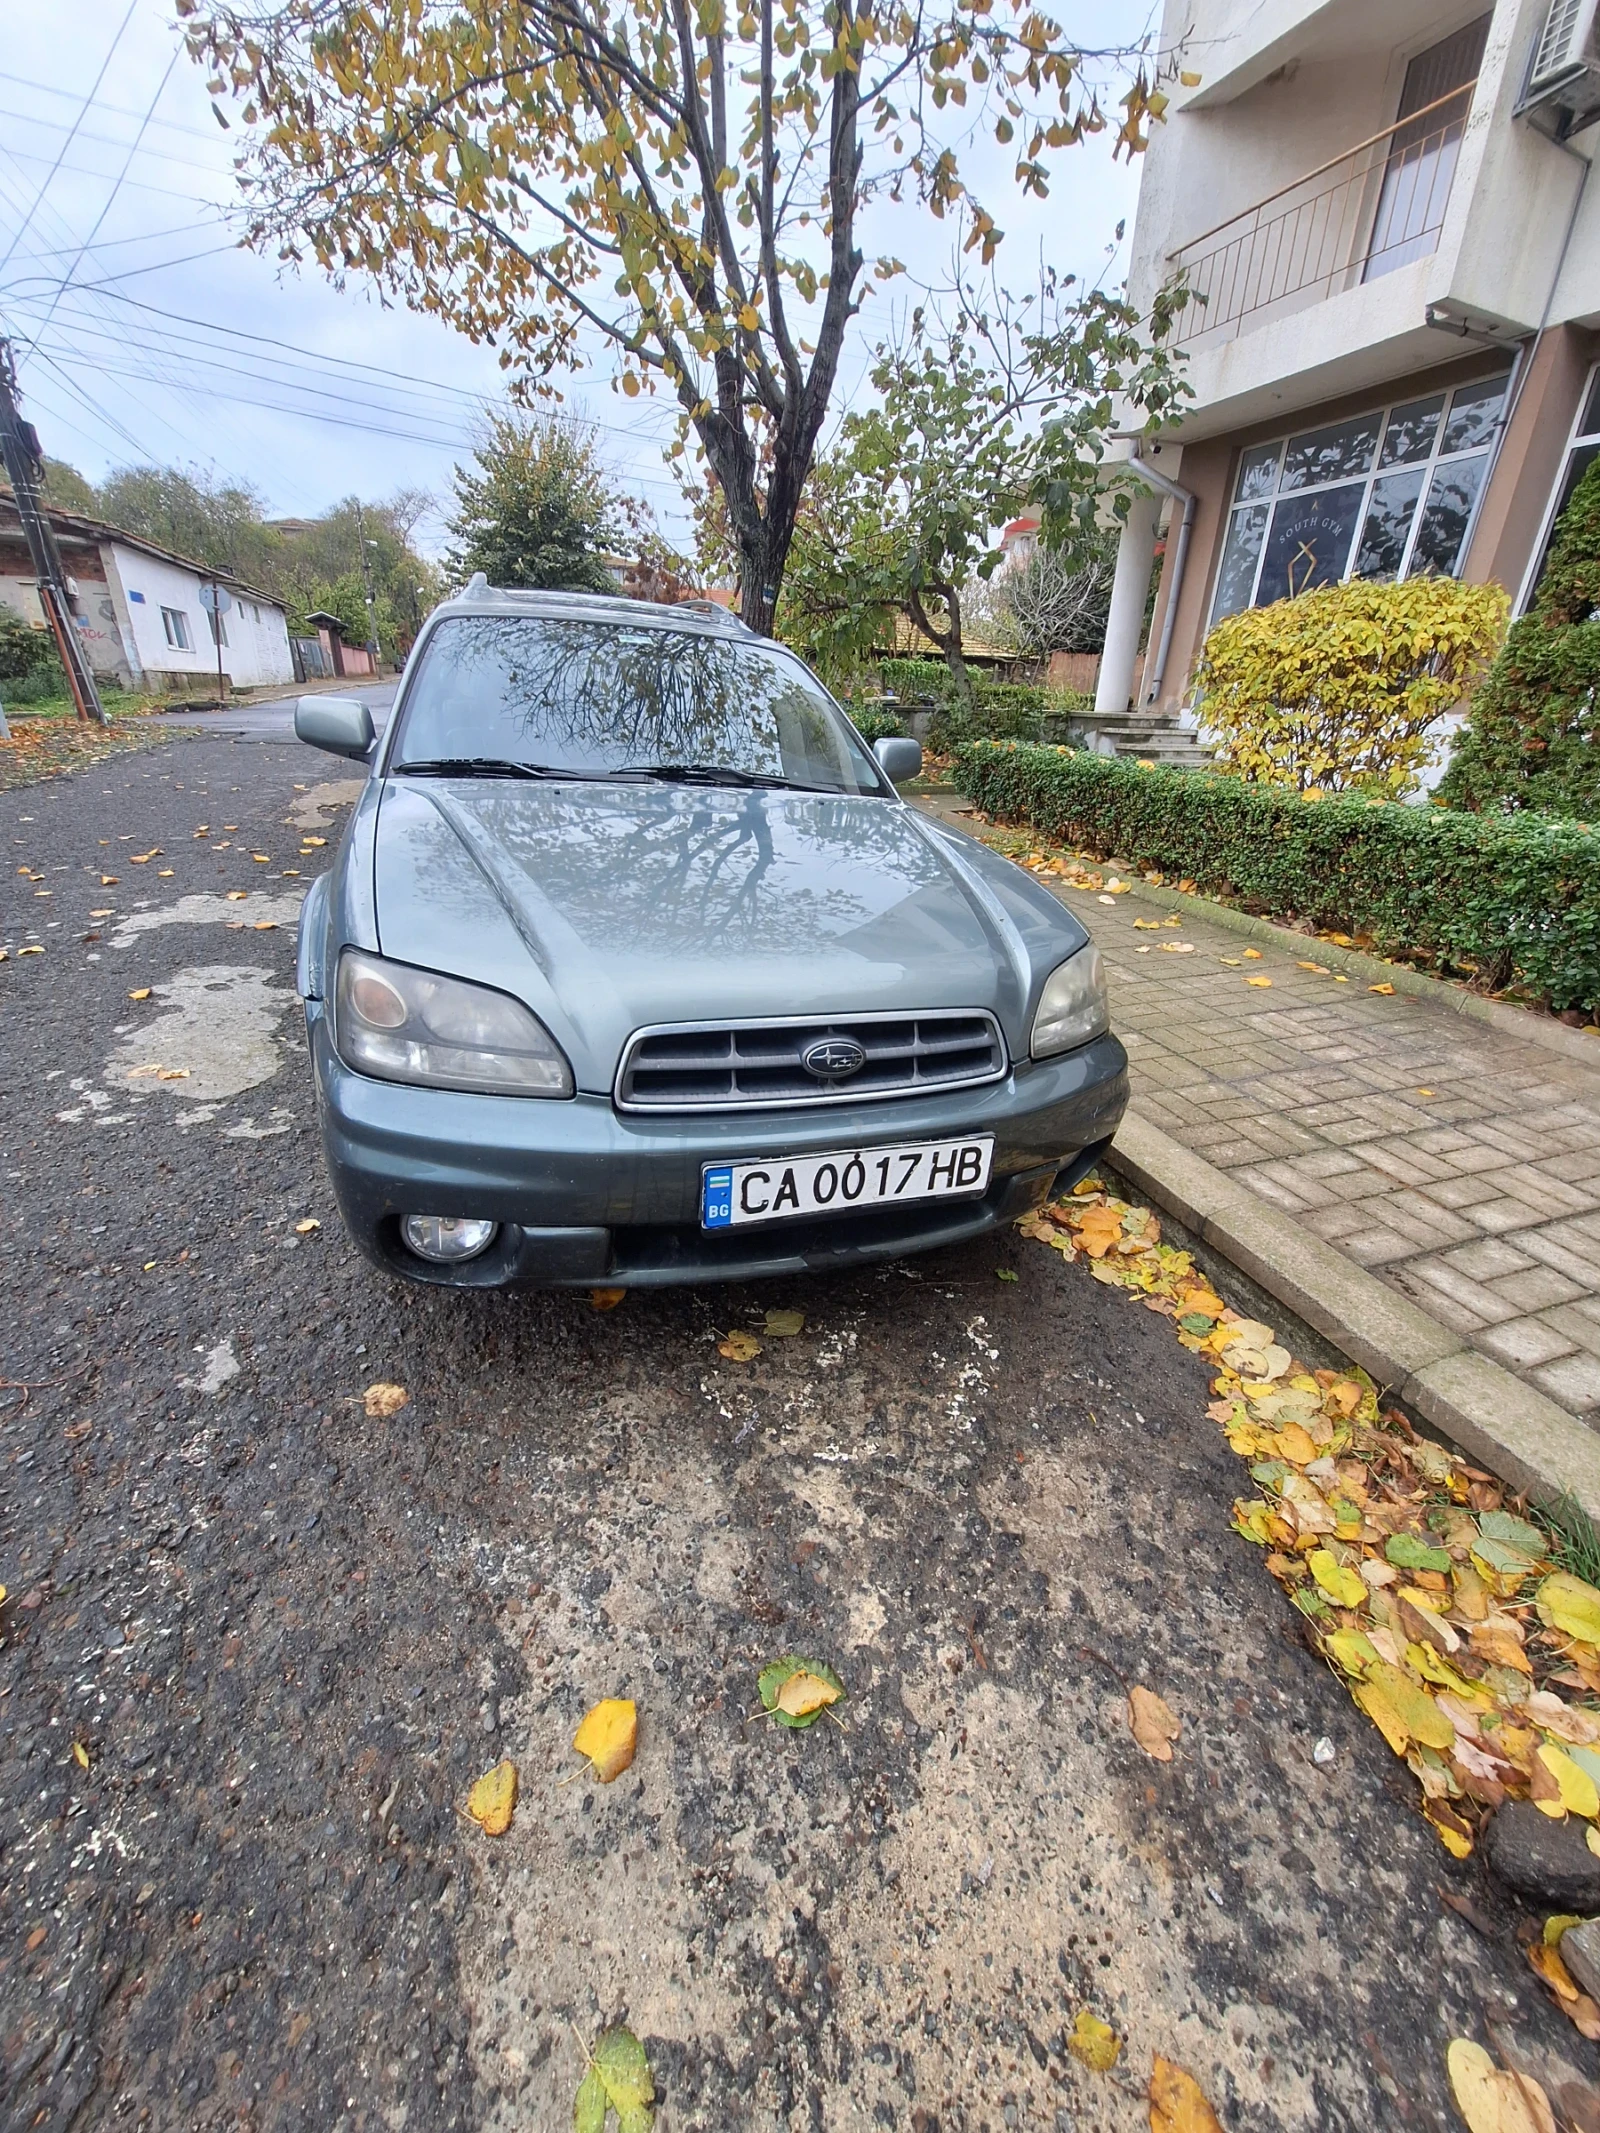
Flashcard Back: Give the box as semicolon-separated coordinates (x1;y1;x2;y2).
1353;467;1427;579
1236;444;1282;501
1410;456;1488;577
1280;415;1382;490
1379;397;1443;467
1441;376;1508;456
1212;503;1270;620
1521;363;1600;609
1258;484;1366;603
1208;371;1509;622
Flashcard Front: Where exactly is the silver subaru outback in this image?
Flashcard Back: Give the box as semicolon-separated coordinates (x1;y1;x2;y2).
293;579;1126;1288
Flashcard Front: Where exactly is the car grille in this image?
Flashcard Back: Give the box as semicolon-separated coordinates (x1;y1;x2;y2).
614;1011;1007;1112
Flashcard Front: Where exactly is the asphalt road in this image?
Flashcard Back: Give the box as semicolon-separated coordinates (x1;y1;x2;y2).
1;729;1588;2133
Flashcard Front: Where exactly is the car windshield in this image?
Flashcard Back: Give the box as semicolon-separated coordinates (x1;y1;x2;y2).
390;614;886;795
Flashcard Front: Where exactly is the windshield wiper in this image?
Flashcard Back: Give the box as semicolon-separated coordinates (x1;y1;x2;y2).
612;761;825;792
396;757;581;780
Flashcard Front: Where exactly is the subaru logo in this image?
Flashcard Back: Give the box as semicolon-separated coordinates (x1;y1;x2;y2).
802;1036;866;1080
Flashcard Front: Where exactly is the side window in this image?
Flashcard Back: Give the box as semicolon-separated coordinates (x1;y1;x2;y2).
161;606;192;651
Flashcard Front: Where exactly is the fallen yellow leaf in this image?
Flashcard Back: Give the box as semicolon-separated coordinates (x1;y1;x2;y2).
718;1330;762;1361
589;1287;626;1310
466;1759;518;1835
254;920;278;932
1308;1550;1367;1608
1129;1685;1180;1761
1245;975;1273;988
1446;2038;1556;2133
1370;982;1396;995
1242;948;1262;958
763;1308;805;1337
294;1218;321;1234
1149;2056;1224;2133
1067;2010;1120;2072
225;890;247;901
776;1669;843;1719
363;1381;409;1419
1538;1742;1600;1818
573;1697;638;1782
128;988;151;1001
72;1741;90;1770
1538;1571;1600;1644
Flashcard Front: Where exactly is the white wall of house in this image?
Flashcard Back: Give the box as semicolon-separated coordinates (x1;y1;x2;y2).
106;543;293;688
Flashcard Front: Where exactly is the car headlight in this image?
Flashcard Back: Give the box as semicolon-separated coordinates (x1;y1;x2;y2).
1031;944;1109;1058
334;949;573;1096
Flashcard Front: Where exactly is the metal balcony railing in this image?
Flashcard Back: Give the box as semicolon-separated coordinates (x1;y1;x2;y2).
1166;83;1477;348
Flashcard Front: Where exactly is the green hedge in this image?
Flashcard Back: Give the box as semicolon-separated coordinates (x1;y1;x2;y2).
849;705;906;743
955;740;1600;1016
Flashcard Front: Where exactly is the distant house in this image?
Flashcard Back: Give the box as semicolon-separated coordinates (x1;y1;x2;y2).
998;516;1041;572
302;611;377;679
0;492;294;692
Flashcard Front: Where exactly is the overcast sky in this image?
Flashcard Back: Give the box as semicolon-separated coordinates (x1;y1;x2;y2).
1;0;1152;556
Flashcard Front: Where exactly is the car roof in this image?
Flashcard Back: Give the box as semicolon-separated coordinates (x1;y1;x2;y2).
431;575;754;638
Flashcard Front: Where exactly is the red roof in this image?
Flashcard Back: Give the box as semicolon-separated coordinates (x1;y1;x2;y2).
1001;516;1041;541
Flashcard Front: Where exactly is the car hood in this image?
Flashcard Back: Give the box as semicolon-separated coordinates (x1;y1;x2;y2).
369;778;1086;1092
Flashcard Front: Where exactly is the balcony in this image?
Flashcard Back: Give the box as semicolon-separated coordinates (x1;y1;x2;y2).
1166;82;1476;350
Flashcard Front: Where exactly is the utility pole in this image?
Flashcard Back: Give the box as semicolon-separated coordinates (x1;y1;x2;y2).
354;498;379;661
0;337;106;726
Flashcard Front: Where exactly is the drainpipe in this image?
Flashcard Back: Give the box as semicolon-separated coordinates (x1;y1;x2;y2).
1126;442;1197;708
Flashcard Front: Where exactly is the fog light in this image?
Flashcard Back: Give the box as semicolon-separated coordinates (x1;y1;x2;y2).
401;1214;498;1263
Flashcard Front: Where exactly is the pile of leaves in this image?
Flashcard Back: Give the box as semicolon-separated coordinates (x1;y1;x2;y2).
1019;1183;1600;1878
0;718;182;793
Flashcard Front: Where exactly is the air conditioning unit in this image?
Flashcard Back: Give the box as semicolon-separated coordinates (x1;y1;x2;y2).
1516;0;1600;137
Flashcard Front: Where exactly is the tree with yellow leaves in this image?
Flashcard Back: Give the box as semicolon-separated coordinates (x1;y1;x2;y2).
177;0;1178;630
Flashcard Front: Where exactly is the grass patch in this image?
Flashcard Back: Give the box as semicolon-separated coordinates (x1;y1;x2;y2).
1532;1491;1600;1588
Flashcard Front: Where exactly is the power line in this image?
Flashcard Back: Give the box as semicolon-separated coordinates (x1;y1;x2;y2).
32;339;690;493
1;215;226;269
0;65;232;147
18;281;690;462
0;140;230;212
0;102;234;182
29;44;183;345
0;0;138;280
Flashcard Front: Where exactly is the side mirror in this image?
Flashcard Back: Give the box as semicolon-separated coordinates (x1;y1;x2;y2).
295;694;374;760
874;735;923;784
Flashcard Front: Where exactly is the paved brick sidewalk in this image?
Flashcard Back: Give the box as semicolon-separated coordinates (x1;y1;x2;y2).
919;796;1600;1428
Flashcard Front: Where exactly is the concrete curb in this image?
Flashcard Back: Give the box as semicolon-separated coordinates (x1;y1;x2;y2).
1112;1107;1600;1522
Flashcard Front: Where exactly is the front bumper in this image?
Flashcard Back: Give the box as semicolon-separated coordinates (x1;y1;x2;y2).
306;1005;1128;1287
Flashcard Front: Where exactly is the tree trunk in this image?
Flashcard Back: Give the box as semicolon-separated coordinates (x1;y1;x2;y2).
906;581;974;709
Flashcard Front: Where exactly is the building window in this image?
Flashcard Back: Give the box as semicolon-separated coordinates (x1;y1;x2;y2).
1363;16;1489;283
161;606;192;651
1209;372;1510;623
1522;364;1600;610
206;608;228;648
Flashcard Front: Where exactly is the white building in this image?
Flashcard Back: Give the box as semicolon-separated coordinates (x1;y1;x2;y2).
0;495;295;693
1096;0;1600;720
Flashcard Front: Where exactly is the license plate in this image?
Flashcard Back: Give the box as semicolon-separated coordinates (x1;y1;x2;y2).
701;1136;994;1230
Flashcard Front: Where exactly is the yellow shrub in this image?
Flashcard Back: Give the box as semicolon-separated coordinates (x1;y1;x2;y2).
1194;578;1509;799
